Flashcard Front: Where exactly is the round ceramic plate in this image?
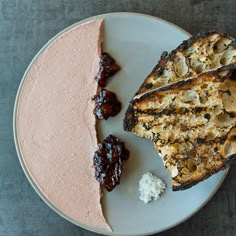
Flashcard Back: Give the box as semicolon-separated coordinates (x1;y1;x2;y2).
13;13;228;236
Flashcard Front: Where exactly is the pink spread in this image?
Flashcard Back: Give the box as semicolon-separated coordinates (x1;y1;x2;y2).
16;19;111;231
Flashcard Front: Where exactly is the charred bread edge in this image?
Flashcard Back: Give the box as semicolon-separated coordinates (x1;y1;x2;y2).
173;153;236;191
137;31;236;93
136;51;169;94
123;104;137;132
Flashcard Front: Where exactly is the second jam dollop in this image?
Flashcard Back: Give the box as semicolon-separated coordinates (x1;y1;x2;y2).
93;89;121;120
93;135;130;191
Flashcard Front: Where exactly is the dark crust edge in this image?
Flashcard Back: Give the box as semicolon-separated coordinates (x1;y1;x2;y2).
136;51;169;95
136;31;236;94
173;154;236;191
123;103;138;132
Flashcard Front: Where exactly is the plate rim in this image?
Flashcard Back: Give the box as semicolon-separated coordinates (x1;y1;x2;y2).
13;12;228;236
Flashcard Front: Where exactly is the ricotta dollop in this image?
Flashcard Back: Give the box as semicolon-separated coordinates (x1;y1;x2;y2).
139;172;166;204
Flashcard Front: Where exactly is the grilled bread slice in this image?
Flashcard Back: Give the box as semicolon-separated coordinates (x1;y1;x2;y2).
137;32;236;94
124;65;236;190
124;65;236;138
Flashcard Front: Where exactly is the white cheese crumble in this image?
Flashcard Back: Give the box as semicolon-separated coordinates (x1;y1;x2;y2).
138;172;166;204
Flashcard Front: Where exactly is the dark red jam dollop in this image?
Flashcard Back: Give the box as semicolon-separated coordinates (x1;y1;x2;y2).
95;52;121;87
93;89;121;120
93;135;130;191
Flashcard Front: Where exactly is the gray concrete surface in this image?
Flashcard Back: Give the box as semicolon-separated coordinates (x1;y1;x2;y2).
0;0;235;235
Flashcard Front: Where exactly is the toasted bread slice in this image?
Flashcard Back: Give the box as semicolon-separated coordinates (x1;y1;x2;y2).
137;32;236;94
124;65;236;190
124;65;236;136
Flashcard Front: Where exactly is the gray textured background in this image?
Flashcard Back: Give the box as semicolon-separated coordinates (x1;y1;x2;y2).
0;0;235;235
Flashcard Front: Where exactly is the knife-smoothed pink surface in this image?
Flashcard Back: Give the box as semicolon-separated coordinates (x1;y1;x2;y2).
16;19;111;231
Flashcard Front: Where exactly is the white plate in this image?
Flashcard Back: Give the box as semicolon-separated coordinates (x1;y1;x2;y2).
13;13;228;236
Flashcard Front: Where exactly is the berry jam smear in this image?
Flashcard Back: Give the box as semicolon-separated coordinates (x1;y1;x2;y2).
93;135;130;191
95;52;121;87
93;89;121;120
